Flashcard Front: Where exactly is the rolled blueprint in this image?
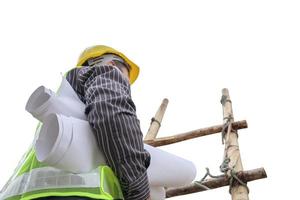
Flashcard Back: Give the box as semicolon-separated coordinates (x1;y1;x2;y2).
35;113;106;173
145;144;196;187
25;77;86;122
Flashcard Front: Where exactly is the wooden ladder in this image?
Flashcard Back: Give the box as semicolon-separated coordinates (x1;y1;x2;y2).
143;88;267;200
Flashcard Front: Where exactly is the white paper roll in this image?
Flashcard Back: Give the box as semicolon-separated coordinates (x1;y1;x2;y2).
35;113;106;173
145;144;196;187
56;77;83;102
25;77;86;122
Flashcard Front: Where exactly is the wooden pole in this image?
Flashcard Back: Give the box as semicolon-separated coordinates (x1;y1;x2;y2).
144;98;169;140
221;88;249;200
144;120;247;147
165;168;267;198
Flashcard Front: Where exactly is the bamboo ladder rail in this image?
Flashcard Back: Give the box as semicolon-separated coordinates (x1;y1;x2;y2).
143;89;267;199
144;98;169;140
221;88;249;200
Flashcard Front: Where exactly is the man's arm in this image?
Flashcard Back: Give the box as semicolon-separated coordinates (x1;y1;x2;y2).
66;65;151;200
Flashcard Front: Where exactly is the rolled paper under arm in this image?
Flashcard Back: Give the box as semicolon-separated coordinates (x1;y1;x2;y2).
35;113;106;173
27;77;197;196
25;77;87;122
36;115;197;187
145;144;196;187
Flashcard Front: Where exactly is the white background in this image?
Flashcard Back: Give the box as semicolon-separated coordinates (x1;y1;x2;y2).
0;0;299;199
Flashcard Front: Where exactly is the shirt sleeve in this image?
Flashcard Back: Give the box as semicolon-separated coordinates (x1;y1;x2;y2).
66;65;151;200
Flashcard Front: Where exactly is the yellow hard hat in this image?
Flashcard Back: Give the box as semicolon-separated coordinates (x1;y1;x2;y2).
77;45;140;84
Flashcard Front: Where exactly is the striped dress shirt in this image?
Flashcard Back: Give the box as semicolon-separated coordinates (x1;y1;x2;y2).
65;64;151;200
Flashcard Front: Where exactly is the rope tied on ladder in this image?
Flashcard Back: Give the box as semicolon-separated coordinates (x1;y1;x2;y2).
219;157;250;194
150;117;161;127
220;116;249;194
221;115;234;144
195;92;249;194
220;101;249;194
220;94;232;106
194;168;222;190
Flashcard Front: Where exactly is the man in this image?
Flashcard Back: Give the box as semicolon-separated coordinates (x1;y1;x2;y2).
0;45;151;200
64;45;151;200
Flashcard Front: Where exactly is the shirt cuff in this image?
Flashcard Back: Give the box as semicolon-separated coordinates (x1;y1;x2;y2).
120;171;150;200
